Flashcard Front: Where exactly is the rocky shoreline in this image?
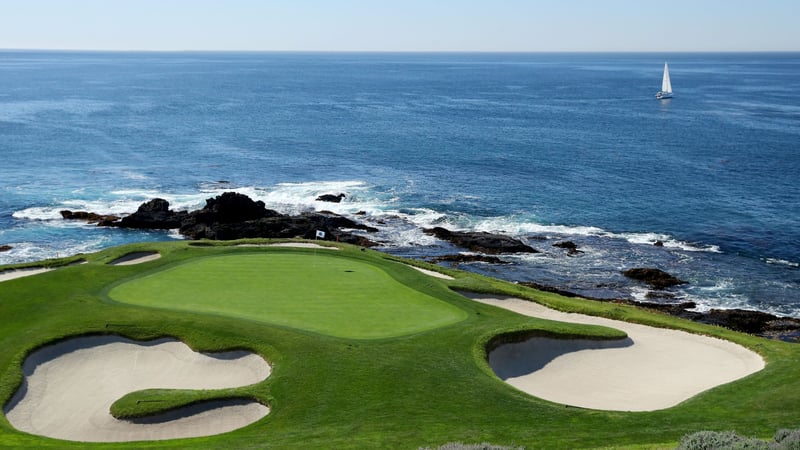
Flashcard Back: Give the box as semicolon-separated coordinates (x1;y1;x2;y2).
60;192;800;343
61;192;379;247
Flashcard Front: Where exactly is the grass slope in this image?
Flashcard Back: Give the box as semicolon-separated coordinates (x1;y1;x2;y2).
0;240;798;449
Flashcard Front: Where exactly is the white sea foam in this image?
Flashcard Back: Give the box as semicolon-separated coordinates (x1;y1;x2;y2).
0;237;109;266
629;287;652;303
766;258;799;268
683;281;751;313
13;207;65;221
461;216;721;254
377;226;441;247
10;180;724;264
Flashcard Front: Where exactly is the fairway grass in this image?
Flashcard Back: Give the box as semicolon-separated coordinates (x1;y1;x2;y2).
108;252;468;339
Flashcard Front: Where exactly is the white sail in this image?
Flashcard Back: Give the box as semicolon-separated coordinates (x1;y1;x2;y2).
661;62;672;94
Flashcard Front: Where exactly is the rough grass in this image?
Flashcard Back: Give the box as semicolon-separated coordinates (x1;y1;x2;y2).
0;240;798;449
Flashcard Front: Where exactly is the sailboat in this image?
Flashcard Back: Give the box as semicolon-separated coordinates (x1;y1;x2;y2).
656;62;673;99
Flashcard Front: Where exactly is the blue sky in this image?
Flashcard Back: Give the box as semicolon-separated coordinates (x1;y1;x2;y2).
1;0;797;52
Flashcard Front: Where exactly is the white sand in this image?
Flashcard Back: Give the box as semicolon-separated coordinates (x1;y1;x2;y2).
410;266;455;280
108;252;162;265
0;267;54;283
4;336;271;442
466;293;765;411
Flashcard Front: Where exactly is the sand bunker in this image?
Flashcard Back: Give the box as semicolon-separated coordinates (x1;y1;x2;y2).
0;267;53;283
108;251;162;265
410;266;455;280
4;335;270;442
467;293;765;411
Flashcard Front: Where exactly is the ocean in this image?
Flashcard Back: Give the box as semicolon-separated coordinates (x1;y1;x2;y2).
1;51;798;316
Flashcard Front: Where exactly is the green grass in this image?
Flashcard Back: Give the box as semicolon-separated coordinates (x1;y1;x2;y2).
108;252;468;339
109;389;257;420
0;239;799;449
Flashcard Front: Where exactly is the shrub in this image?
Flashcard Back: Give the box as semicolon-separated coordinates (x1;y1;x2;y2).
676;431;758;450
677;428;800;450
772;428;800;449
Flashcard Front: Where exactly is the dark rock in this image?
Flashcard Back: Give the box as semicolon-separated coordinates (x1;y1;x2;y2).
115;199;188;230
330;233;379;247
553;241;581;255
423;227;539;254
0;244;11;252
60;210;121;224
78;192;379;243
316;193;346;203
622;268;687;289
430;254;509;265
645;290;677;300
299;211;379;233
138;198;170;213
698;309;783;335
654;240;665;247
635;301;699;316
197;192;272;223
174;193;377;243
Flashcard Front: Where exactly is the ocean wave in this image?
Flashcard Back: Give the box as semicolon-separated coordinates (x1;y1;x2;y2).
462;216;721;253
11;181;723;257
0;236;109;266
765;258;799;268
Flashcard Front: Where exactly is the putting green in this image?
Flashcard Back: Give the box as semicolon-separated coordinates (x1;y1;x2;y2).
108;252;467;339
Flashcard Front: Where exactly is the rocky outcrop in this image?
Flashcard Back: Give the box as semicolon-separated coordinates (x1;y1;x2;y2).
60;210;120;226
0;244;11;252
115;198;188;229
622;268;687;289
316;193;346;203
177;193;378;244
429;254;509;265
553;241;581;255
177;192;281;238
423;227;539;254
180;208;378;244
693;308;795;335
62;192;380;246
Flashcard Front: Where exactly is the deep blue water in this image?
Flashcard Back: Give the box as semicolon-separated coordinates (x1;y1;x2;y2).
1;51;798;316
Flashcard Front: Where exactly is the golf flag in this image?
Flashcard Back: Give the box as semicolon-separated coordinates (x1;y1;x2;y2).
315;230;326;239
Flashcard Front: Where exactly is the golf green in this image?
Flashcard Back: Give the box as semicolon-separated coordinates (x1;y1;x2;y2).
108;252;467;339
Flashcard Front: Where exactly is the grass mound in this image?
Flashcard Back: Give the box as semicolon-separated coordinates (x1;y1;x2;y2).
110;389;259;420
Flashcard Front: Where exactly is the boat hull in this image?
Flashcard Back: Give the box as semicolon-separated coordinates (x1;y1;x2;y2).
656;91;673;99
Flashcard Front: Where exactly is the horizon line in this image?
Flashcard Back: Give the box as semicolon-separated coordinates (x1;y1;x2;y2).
2;48;799;54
